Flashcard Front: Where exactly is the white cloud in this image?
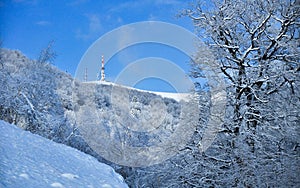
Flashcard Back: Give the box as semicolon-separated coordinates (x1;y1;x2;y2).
148;14;158;21
67;0;89;6
154;0;182;6
109;0;182;13
88;14;101;32
76;14;102;40
12;0;24;2
36;20;51;26
12;0;37;5
109;1;144;12
117;17;123;24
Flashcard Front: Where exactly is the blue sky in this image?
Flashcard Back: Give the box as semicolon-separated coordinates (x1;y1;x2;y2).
1;0;197;92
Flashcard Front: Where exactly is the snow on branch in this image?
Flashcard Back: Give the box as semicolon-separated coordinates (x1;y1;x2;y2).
19;91;35;111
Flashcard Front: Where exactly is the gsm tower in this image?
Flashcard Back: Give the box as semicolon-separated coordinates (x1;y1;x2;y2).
100;55;105;81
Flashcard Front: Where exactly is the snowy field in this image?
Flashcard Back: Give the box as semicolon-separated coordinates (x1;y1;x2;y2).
0;120;128;188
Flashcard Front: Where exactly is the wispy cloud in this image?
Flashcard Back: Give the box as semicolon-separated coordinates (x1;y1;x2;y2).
12;0;26;2
88;14;101;33
67;0;89;6
36;20;51;26
148;14;158;21
109;0;182;13
117;17;123;24
76;14;102;40
12;0;37;5
154;0;182;6
109;1;144;12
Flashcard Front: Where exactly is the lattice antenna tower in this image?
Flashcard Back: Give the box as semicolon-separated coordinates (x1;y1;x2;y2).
101;55;105;81
84;67;88;82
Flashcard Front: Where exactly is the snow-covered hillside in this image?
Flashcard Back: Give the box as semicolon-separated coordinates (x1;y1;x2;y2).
1;48;299;187
0;120;128;188
0;48;204;186
85;80;193;102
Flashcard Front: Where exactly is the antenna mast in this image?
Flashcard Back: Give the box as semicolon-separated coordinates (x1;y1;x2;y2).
101;55;105;81
84;67;88;82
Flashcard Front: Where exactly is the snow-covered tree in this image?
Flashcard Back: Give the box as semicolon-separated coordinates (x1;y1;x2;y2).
177;0;300;187
185;0;299;129
37;40;57;64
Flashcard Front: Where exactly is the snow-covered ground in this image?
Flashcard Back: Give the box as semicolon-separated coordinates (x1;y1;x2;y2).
0;120;128;188
84;80;192;102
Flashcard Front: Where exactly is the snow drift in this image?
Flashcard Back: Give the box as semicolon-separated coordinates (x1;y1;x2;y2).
0;120;128;188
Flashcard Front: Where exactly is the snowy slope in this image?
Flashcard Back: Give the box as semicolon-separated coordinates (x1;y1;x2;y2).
0;120;128;188
85;80;192;102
